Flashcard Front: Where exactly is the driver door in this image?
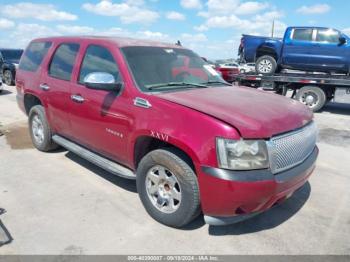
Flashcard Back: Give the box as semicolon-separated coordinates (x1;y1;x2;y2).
69;44;132;165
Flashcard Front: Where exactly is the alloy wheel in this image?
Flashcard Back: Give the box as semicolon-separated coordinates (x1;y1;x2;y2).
32;115;45;144
145;165;182;214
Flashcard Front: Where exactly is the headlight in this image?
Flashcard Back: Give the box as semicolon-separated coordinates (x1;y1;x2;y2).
216;138;269;170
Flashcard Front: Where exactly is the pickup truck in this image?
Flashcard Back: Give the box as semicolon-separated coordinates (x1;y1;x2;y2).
239;27;350;75
16;36;318;227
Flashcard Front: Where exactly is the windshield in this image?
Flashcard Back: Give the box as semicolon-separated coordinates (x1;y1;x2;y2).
1;50;23;62
121;46;226;92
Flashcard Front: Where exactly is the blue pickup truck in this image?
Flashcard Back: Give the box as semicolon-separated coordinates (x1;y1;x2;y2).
239;27;350;75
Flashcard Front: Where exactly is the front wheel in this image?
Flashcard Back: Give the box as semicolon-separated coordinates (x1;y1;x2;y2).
295;86;326;112
256;55;277;75
136;148;200;228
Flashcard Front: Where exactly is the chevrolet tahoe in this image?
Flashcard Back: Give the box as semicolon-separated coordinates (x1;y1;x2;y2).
16;36;318;227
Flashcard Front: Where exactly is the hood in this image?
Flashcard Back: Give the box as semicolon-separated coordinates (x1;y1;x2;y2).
156;86;313;138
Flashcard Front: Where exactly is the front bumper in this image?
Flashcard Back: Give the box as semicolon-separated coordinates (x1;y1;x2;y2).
199;147;318;226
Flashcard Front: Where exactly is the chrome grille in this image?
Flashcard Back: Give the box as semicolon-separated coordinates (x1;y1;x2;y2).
267;121;318;174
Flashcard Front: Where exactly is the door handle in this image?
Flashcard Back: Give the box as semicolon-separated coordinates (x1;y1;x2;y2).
71;94;85;103
39;83;50;91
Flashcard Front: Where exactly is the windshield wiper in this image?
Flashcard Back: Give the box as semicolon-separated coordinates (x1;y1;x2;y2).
146;82;208;90
200;80;232;86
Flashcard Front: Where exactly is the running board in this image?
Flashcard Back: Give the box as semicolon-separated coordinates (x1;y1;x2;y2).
52;135;136;180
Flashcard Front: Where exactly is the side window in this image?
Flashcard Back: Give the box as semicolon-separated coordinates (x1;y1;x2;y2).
19;42;52;72
49;43;80;81
79;45;120;83
292;29;313;41
316;29;340;43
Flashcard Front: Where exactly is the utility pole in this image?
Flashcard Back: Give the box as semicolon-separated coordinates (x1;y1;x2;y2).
271;19;275;38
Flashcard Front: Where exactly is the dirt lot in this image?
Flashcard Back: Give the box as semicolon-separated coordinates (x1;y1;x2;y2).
0;84;349;255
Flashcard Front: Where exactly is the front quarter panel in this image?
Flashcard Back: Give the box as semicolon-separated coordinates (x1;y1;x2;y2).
129;95;241;172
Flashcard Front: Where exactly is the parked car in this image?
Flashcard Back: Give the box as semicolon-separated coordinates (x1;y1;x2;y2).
0;48;24;86
220;62;239;68
16;36;318;227
239;27;350;75
215;65;239;82
239;63;255;73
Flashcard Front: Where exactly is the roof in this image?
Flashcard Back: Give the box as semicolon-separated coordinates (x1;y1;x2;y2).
286;26;338;30
31;35;183;49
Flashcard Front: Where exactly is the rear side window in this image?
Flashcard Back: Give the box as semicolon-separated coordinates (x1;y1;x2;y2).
19;42;52;72
316;29;340;43
292;29;313;41
49;43;80;81
79;45;120;83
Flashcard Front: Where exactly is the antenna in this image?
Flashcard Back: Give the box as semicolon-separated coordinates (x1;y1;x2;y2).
271;19;275;37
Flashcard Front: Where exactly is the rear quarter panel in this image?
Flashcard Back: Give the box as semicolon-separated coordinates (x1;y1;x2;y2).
242;35;283;62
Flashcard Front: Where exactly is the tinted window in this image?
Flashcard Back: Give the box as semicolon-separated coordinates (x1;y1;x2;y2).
122;46;225;92
293;29;313;41
49;43;80;81
316;29;340;43
19;42;52;72
79;45;119;83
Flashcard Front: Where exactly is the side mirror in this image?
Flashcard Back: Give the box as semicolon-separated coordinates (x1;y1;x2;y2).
83;72;122;91
339;36;347;45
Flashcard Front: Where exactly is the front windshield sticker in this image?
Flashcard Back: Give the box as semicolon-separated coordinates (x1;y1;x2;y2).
203;65;220;76
164;49;174;53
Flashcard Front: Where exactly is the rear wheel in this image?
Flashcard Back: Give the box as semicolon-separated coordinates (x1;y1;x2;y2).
136;148;200;228
28;105;59;151
296;86;326;112
3;70;14;86
256;55;277;75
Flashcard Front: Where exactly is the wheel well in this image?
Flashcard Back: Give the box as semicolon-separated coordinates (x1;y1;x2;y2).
256;46;278;61
134;136;195;171
24;94;42;115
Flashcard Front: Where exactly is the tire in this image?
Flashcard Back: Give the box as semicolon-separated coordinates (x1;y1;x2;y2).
256;55;277;75
295;86;326;112
28;105;59;151
136;148;200;228
3;70;14;86
275;85;288;96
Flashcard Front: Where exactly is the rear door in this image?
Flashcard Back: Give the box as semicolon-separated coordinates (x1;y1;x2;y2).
16;41;52;111
282;28;314;70
40;42;80;137
308;28;348;72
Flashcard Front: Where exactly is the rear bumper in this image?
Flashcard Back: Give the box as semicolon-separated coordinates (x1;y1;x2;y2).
199;147;318;225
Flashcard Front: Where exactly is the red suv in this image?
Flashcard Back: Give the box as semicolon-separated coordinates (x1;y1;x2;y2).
16;36;318;227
